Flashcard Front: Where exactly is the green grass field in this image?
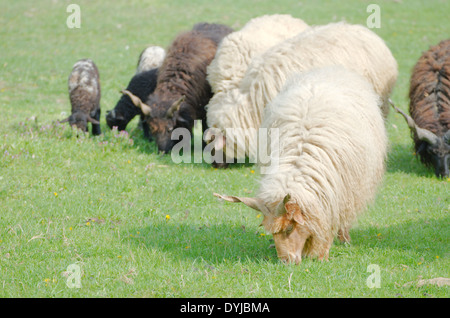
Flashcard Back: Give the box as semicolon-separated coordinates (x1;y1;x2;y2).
0;0;448;298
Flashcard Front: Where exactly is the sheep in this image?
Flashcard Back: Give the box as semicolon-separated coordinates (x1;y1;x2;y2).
214;66;388;264
106;68;158;139
136;45;166;74
392;39;450;178
106;46;166;138
207;14;309;94
206;22;397;163
61;59;101;135
123;22;233;153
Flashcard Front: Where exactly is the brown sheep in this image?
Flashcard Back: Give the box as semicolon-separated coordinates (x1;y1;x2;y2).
394;39;450;178
123;23;233;153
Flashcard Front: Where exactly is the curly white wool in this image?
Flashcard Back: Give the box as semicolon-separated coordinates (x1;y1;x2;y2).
258;66;387;257
207;22;397;161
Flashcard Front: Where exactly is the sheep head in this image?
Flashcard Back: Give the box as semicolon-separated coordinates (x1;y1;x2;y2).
391;100;450;178
60;112;100;132
214;193;310;264
121;90;187;153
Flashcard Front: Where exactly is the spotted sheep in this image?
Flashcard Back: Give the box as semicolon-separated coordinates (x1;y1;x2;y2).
61;59;101;135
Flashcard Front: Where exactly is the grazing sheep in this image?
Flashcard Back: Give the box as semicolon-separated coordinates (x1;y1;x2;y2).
214;66;387;264
106;69;158;139
206;22;397;162
136;46;166;74
106;46;166;138
207;14;309;94
61;59;101;135
124;23;233;153
393;39;450;178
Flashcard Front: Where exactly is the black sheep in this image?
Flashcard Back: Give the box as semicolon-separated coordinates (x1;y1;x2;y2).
106;68;158;140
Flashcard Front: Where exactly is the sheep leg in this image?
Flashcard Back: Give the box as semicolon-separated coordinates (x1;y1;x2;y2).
318;237;333;261
92;108;102;135
337;228;351;244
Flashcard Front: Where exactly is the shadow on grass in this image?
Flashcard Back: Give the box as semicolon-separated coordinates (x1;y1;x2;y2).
386;143;434;178
126;215;449;265
349;215;449;259
126;222;278;264
129;127;256;170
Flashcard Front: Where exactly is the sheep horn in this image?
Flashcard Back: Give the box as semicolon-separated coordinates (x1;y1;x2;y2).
213;193;270;215
444;130;450;143
166;95;185;118
389;100;439;145
87;116;100;125
121;90;153;116
275;194;291;217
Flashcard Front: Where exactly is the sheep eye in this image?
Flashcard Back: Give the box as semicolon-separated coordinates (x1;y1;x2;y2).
285;224;294;235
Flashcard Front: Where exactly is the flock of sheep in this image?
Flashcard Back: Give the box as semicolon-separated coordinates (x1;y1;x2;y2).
62;14;450;264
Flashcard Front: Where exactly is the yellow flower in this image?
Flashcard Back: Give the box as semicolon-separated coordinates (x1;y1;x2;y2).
256;214;261;218
54;192;58;197
260;233;265;237
86;222;90;226
127;160;131;164
250;170;255;174
117;255;122;258
69;227;73;231
436;255;439;259
165;215;170;220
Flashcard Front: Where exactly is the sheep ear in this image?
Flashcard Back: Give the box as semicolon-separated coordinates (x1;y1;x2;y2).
213;193;270;215
166;95;186;119
390;100;439;145
121;90;153;116
275;194;305;225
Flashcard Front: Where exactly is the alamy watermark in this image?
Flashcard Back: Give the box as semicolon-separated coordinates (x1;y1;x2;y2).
170;121;280;174
66;4;81;29
366;264;381;288
65;263;81;288
366;4;381;29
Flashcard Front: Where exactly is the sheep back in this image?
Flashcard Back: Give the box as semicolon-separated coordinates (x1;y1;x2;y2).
207;14;309;93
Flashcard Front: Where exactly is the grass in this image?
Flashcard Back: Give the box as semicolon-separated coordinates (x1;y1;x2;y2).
0;0;449;298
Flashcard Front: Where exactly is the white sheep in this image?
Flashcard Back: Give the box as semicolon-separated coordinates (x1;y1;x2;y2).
206;22;397;162
214;66;387;264
136;46;166;74
207;14;309;94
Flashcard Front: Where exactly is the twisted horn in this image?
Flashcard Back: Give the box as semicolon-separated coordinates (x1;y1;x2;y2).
121;90;153;116
213;193;270;215
389;99;439;145
275;194;291;217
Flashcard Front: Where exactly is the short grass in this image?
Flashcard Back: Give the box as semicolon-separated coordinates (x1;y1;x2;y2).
0;0;448;298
